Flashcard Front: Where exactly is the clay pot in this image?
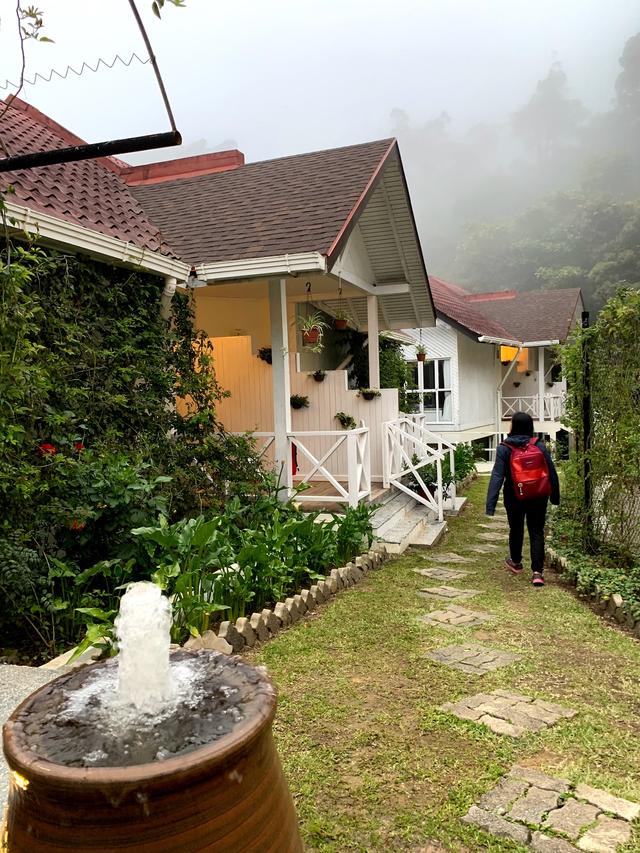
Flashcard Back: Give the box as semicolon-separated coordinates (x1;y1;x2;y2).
3;654;303;852
416;352;426;362
334;318;348;330
301;328;320;346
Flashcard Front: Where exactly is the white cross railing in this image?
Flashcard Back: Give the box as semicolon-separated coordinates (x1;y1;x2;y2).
288;428;371;507
382;417;457;522
501;395;565;420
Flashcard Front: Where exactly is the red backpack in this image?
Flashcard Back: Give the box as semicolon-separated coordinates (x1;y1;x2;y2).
503;437;552;501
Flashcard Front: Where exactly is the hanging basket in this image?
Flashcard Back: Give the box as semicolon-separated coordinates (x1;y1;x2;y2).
302;328;320;346
417;352;426;363
334;318;348;331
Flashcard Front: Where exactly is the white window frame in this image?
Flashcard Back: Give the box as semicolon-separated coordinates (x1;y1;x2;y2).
407;357;454;424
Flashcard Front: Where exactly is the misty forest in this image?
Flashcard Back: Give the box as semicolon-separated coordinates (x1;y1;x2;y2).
397;31;640;313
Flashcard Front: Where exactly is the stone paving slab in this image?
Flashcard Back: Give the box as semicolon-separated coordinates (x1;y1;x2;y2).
441;690;577;736
472;544;501;553
412;567;471;581
478;531;507;542
479;522;509;530
427;643;521;674
463;765;639;851
420;605;492;630
421;552;474;564
417;586;480;602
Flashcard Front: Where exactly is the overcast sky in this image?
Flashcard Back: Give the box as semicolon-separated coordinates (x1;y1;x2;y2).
1;0;638;164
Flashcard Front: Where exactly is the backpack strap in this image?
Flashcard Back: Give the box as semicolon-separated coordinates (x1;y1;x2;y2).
527;436;539;447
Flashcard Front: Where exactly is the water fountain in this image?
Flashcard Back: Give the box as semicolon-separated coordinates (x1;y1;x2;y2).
2;582;303;851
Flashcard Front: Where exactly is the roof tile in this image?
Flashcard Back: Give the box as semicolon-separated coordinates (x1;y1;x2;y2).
0;98;175;257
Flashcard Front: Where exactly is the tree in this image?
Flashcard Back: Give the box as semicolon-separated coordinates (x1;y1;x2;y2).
512;62;588;162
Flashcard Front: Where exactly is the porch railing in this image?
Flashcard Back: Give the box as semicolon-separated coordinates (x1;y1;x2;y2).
501;395;564;420
382;417;457;522
288;428;370;507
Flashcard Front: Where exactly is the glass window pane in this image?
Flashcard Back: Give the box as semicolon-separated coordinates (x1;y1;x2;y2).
441;359;451;388
409;363;418;387
424;391;436;420
438;391;452;420
424;361;435;389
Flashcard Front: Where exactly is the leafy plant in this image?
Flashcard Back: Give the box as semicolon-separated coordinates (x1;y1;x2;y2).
312;369;326;382
290;394;310;410
335;411;357;430
358;388;381;400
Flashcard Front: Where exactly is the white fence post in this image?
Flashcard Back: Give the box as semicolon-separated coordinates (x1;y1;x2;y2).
436;456;444;522
449;445;457;507
347;430;358;508
382;422;390;488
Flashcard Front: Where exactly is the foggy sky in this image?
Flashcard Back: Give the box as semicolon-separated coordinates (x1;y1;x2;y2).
0;0;637;162
1;0;639;279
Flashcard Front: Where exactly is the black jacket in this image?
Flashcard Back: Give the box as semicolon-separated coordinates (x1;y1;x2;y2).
486;435;560;516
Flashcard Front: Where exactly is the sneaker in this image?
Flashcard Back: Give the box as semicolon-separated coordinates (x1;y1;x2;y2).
532;572;545;587
505;558;524;575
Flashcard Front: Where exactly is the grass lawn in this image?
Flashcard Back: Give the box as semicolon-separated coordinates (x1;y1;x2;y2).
249;477;640;852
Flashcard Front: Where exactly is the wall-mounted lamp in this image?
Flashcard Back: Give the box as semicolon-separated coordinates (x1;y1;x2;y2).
185;266;207;288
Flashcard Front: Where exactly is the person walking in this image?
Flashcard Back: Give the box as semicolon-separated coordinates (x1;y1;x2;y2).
486;412;560;587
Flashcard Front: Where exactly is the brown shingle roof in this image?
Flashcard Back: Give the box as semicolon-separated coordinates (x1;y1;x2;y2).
0;98;175;256
130;139;396;265
430;276;581;343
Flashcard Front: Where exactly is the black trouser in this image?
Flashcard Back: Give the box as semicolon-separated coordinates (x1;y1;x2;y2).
504;497;548;572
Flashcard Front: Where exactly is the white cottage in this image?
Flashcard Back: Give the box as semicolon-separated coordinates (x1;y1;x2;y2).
403;277;584;457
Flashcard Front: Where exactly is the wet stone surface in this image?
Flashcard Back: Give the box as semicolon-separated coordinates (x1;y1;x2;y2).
420;605;492;630
413;567;471;581
421;552;474;564
441;690;577;736
427;643;521;674
417;586;480;602
464;765;639;851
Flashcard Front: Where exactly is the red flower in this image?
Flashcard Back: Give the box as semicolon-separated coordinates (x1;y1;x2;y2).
73;441;85;453
38;443;57;456
69;519;86;531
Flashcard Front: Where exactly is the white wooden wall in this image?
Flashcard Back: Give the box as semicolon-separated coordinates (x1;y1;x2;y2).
211;336;398;480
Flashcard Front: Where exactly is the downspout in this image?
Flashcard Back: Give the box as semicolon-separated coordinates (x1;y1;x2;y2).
160;276;177;320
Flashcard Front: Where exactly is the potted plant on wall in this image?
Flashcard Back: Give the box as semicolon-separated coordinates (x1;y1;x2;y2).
416;344;427;363
358;388;381;401
298;312;328;351
290;394;310;410
335;411;357;430
312;370;326;382
257;347;272;365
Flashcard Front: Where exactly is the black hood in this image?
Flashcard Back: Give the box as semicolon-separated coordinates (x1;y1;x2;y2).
505;435;535;448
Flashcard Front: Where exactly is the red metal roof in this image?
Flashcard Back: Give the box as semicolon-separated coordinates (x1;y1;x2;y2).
429;276;581;343
0;97;175;256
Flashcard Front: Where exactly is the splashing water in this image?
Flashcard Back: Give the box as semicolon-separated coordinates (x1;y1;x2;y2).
115;582;172;711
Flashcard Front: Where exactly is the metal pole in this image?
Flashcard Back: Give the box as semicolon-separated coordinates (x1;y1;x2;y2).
0;131;181;172
581;310;592;550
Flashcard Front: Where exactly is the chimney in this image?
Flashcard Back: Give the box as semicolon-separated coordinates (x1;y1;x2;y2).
121;150;245;186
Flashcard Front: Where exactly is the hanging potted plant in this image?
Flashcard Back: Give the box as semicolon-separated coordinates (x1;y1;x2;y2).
298;312;328;351
335;411;356;430
312;370;326;382
257;347;272;365
290;394;310;410
513;381;521;388
333;309;351;331
358;388;381;401
416;344;427;363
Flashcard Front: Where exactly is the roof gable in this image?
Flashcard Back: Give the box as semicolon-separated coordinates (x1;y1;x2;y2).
0;98;174;256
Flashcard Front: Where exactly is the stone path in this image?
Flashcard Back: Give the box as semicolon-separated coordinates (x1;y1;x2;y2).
441;689;577;736
413;567;471;581
419;605;492;630
417;586;480;602
412;491;638;851
427;643;521;674
463;765;639;850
